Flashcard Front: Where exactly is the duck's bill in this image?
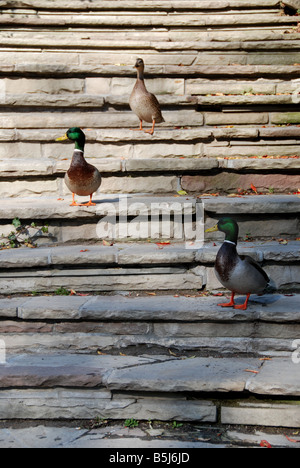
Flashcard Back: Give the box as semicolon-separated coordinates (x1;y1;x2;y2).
56;134;68;142
205;224;219;233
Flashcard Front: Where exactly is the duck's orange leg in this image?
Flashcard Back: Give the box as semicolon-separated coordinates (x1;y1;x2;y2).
234;293;251;310
70;193;79;206
70;193;96;207
131;120;143;131
82;194;96;207
145;119;155;135
78;194;96;207
218;291;236;308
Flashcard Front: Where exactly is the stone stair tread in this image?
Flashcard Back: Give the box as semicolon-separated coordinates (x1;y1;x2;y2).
2;92;300;108
1;13;296;28
4;293;299;322
0;1;283;11
3;61;300;77
0;194;297;219
4;126;300;143
0;353;299;397
0;241;298;270
1;157;300;179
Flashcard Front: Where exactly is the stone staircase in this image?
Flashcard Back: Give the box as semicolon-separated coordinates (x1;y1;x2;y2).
0;0;300;430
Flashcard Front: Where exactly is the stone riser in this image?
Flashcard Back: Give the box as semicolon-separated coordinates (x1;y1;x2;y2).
0;352;299;426
1;172;299;198
1;295;298;357
0;195;298;243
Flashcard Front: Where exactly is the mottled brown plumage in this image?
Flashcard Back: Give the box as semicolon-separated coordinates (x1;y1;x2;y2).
129;58;165;135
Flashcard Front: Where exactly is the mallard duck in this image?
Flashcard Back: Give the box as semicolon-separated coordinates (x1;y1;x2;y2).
205;218;276;310
129;58;165;135
56;127;101;207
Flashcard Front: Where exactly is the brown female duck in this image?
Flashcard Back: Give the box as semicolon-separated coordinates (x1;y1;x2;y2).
56;127;101;206
129;58;165;135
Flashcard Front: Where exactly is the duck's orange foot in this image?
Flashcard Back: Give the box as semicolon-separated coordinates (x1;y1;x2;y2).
218;301;235;308
144;129;154;135
233;294;251;311
234;303;248;310
80;201;96;207
218;292;235;308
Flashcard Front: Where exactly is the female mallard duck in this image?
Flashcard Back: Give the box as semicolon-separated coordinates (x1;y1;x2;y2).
205;218;276;310
129;58;165;135
56;127;101;207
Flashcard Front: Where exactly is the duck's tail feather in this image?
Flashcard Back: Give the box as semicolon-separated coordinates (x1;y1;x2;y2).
263;278;277;294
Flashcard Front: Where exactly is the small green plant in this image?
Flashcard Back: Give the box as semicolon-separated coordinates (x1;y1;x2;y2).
54;287;70;296
124;418;139;428
0;218;49;250
172;421;183;429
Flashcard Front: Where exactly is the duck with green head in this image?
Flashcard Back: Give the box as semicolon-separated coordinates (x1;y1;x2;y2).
56;127;101;207
205;218;276;310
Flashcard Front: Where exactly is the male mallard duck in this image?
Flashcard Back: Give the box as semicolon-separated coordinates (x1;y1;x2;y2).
129;58;165;135
56;127;101;207
205;218;276;310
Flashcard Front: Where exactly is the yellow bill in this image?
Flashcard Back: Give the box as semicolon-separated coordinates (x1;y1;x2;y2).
205;224;219;233
56;134;69;142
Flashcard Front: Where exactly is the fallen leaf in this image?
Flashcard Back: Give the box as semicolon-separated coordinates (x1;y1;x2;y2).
103;240;113;246
156;242;170;249
119;352;126;356
177;190;188;196
284;434;300;443
70;289;77;295
250;183;258;193
168;349;178;357
244;369;259;374
80;249;89;252
260;440;272;448
146;292;156;296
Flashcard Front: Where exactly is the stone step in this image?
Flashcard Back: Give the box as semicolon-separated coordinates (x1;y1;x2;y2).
1;36;300;51
2;60;300;79
1;293;299;356
0;0;284;12
2;30;300;47
2;75;300;97
1;92;300;108
0;353;299;426
0;238;298;294
1;13;296;29
1;49;299;68
1;157;299;197
0;195;298;245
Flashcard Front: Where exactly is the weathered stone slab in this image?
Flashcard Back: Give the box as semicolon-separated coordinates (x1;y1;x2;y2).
202;195;300;214
18;296;89;320
105;357;262;393
205;112;269;125
246;358;300;396
0;354;155;388
0;1;282;11
222;403;300;428
13;293;300;323
0;387;216;421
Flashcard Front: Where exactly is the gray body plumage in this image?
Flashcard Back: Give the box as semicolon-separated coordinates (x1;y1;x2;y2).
215;241;273;295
